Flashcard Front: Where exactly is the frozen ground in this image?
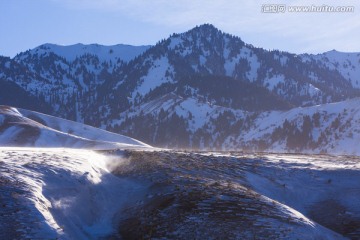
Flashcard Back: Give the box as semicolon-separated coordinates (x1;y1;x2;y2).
1;148;359;239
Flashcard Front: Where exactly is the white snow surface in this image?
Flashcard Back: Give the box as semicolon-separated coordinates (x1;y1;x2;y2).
302;50;360;88
242;153;360;239
133;56;174;97
208;97;360;155
168;36;184;50
223;46;260;81
0;148;149;239
0;106;151;149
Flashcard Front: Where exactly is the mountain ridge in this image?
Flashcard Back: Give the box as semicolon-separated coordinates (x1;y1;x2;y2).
15;43;151;63
1;24;360;153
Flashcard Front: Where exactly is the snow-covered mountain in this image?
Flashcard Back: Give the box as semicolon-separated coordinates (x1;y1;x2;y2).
111;94;360;155
1;148;358;239
1;24;360;153
0;105;150;149
301;50;360;88
16;43;151;63
113;24;357;109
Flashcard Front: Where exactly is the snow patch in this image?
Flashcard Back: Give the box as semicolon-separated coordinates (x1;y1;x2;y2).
133;57;174;97
308;84;321;97
263;75;285;91
168;37;183;50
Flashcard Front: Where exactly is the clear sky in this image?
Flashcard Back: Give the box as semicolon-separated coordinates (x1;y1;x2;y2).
0;0;359;57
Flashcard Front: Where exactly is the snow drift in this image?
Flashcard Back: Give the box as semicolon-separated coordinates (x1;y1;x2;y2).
0;105;151;149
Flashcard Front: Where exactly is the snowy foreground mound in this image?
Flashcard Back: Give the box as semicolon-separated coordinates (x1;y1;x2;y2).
0;106;150;149
1;148;359;239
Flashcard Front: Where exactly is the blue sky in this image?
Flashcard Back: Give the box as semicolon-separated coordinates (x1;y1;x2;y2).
0;0;359;57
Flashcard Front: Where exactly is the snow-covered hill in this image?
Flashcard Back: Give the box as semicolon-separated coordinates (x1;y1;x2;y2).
234;97;360;155
0;105;150;149
0;148;148;239
302;50;360;88
16;43;151;63
1;148;357;239
110;94;360;154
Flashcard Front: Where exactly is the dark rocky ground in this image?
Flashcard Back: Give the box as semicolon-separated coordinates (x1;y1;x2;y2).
103;150;356;239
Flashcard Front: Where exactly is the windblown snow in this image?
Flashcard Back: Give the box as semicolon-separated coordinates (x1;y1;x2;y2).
0;148;148;239
1;149;357;239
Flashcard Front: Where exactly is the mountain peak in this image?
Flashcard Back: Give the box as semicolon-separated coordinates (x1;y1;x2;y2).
188;23;222;36
195;23;219;31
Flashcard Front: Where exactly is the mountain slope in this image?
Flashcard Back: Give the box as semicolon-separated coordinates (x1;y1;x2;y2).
0;78;51;113
235;98;360;155
110;96;360;155
1;148;355;239
110;24;357;111
302;50;360;88
0;105;150;149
